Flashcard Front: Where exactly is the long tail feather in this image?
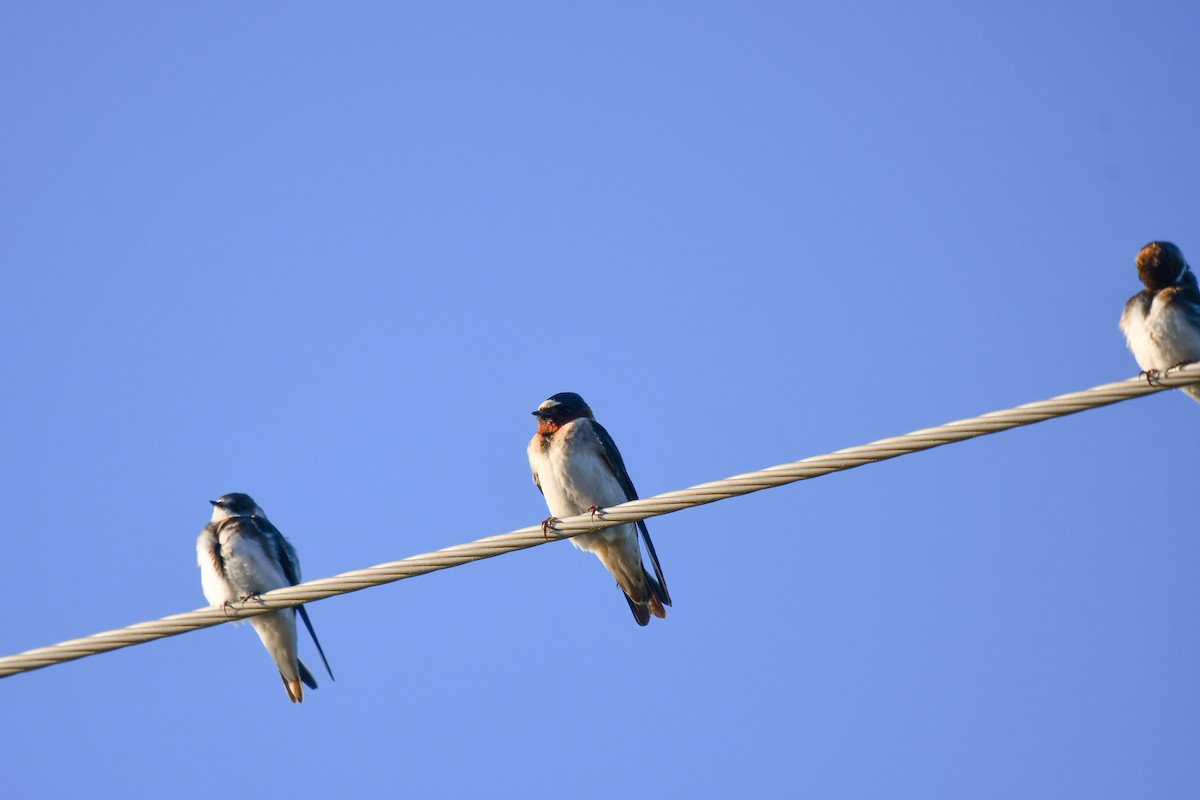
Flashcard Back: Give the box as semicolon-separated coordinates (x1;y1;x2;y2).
299;660;318;690
623;592;652;626
296;605;334;681
638;521;671;607
644;574;667;619
282;674;303;703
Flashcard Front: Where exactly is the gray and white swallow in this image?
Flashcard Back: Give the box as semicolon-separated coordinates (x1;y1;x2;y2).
527;392;671;626
196;492;334;703
1120;241;1200;402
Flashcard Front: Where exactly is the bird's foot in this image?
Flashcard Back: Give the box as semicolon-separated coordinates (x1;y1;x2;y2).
541;517;559;540
1141;369;1164;387
588;505;603;525
238;593;266;606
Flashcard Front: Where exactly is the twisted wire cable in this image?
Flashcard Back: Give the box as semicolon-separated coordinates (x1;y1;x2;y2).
3;365;1197;679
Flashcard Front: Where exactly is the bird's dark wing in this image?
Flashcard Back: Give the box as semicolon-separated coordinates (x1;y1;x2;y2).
591;421;641;501
591;421;671;606
252;515;335;682
1162;282;1200;331
252;515;303;586
636;519;671;607
298;660;319;690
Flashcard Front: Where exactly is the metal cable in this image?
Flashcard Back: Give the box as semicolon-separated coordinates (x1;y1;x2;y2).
2;365;1197;678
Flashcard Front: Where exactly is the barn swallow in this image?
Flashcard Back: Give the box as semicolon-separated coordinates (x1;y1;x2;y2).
196;492;334;703
527;392;671;626
1120;241;1200;403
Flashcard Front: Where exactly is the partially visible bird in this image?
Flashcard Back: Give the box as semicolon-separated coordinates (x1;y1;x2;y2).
1120;241;1200;402
196;492;334;702
527;392;671;626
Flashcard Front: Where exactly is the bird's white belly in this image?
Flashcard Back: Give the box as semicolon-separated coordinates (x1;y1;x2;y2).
1123;303;1165;371
198;549;234;606
531;438;636;553
1152;304;1200;367
1127;302;1200;369
222;535;289;597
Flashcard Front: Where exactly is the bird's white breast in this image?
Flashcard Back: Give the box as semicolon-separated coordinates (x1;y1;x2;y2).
528;420;636;552
1121;300;1162;371
196;527;233;606
1122;294;1200;371
196;520;290;606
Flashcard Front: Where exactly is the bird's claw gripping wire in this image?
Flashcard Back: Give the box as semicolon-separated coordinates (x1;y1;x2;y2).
218;595;263;617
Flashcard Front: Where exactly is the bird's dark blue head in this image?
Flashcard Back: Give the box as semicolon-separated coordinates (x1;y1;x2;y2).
1136;241;1190;292
532;392;593;432
209;492;261;518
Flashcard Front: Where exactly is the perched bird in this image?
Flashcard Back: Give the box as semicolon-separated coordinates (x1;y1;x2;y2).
527;392;671;626
196;493;334;703
1120;241;1200;402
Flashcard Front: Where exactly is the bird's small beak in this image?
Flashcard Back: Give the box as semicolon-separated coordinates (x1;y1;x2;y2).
532;410;549;418
209;500;218;507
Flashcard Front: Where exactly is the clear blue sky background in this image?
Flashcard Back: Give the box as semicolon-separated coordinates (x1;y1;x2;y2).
2;3;1197;798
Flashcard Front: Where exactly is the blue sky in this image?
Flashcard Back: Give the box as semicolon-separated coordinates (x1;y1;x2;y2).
2;3;1198;797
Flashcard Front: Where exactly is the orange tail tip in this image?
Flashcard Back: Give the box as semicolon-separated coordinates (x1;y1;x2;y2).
648;595;667;620
624;592;666;626
283;676;304;704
